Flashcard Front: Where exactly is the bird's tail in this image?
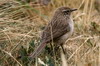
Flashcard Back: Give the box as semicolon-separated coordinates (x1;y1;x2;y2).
30;42;46;59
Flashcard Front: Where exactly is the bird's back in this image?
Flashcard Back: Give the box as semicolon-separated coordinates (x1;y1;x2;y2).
41;14;72;44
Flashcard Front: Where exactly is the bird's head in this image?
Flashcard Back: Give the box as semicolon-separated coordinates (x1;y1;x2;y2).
55;7;77;16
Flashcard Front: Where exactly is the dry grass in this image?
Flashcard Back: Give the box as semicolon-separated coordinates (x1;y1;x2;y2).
0;0;100;66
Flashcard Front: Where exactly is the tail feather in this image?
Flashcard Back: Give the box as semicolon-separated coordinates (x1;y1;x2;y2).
30;42;46;58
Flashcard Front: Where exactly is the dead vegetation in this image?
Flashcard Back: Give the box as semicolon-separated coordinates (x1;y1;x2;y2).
0;0;100;66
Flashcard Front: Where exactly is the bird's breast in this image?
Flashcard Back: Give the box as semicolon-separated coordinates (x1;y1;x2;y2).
69;18;74;33
57;18;74;44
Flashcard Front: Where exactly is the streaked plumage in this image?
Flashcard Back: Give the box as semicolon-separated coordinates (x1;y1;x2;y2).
30;7;77;58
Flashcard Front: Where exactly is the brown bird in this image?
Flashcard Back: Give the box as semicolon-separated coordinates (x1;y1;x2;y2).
30;7;77;58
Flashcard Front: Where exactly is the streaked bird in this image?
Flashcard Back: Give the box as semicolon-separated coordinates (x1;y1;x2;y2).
30;6;77;59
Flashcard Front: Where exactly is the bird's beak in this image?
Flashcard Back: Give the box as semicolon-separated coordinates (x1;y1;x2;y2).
70;9;77;12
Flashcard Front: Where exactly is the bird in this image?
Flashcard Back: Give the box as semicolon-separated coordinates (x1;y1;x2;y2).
30;6;77;59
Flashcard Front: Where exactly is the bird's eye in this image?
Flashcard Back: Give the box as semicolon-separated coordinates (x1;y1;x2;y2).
67;10;70;12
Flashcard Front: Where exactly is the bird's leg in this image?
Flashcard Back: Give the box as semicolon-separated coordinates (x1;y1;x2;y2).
60;45;66;54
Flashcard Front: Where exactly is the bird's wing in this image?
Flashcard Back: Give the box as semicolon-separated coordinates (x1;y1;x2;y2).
30;17;71;58
41;17;70;43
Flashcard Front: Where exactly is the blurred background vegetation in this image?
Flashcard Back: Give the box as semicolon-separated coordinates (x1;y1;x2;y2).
0;0;100;66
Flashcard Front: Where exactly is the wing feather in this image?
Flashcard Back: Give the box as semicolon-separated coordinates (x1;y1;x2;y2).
41;17;70;43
